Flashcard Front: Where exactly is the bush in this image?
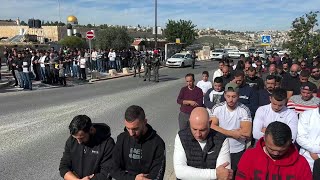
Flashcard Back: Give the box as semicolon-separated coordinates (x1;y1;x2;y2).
58;36;87;49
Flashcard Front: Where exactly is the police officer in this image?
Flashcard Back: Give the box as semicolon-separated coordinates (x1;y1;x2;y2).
143;52;152;81
191;51;196;69
152;54;160;82
133;51;141;78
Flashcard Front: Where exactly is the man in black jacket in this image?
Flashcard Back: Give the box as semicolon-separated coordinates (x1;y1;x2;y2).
111;105;166;180
59;115;115;180
245;67;264;91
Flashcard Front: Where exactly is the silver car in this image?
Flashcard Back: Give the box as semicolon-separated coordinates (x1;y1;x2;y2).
166;53;193;68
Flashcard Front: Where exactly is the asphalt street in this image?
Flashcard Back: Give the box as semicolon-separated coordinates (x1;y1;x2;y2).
0;60;220;180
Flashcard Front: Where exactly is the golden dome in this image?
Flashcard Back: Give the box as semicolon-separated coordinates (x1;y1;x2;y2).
67;15;78;23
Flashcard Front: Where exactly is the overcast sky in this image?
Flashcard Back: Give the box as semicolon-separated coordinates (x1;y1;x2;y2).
1;0;319;31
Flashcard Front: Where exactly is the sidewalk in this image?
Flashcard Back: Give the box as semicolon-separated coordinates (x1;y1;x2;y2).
0;65;156;91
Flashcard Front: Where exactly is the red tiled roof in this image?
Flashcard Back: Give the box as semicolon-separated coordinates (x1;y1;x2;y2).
132;40;142;46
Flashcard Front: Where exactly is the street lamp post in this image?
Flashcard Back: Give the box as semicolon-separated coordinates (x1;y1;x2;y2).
155;0;158;49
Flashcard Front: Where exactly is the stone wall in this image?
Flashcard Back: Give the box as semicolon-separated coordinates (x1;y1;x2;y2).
0;26;61;41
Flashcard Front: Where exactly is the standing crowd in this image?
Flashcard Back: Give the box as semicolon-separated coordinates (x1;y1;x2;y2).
2;47;164;90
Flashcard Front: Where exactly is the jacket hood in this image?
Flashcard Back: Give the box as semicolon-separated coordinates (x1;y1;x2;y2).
256;138;299;167
123;123;156;143
86;123;111;147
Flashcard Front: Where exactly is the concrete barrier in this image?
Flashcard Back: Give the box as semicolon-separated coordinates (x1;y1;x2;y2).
108;69;117;76
91;71;101;79
122;68;130;74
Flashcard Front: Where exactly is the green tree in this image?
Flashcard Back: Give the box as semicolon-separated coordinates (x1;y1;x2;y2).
87;24;93;28
287;11;320;59
95;26;132;50
20;21;27;26
58;21;65;26
58;36;87;49
164;19;198;45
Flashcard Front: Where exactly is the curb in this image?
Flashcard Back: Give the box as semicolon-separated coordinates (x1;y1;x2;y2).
0;80;13;89
89;66;166;83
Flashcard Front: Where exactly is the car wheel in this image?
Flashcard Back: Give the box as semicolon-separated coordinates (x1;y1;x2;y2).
181;62;185;68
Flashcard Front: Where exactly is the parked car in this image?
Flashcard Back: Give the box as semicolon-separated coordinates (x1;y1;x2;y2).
166;53;193;68
209;49;227;60
227;49;241;59
277;50;290;57
239;49;250;58
255;50;266;60
265;48;273;54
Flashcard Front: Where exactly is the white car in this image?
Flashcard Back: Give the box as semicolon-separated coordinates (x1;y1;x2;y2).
277;50;290;57
166;53;193;68
255;51;266;59
239;50;250;58
209;49;227;60
227;49;241;59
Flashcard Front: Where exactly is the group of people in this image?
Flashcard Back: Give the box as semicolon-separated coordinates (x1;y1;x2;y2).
59;106;166;180
175;53;320;179
57;52;320;180
2;47;163;90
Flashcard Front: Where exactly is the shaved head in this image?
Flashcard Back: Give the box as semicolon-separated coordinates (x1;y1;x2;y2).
189;107;210;141
291;64;300;72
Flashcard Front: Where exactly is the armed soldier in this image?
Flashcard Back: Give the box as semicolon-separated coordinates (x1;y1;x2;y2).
143;52;152;81
152;54;160;82
133;51;141;78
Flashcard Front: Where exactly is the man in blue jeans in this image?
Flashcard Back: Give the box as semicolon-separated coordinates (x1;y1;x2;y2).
22;52;32;90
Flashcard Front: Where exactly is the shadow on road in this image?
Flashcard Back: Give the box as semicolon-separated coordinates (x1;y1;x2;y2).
160;77;179;82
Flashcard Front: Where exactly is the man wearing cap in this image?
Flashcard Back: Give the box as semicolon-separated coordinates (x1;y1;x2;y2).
287;82;320;115
210;82;252;178
253;88;298;142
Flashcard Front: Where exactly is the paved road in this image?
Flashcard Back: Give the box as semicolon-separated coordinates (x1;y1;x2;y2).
0;60;219;180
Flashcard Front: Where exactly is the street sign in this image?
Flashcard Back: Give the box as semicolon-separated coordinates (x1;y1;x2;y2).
86;31;95;40
261;35;271;45
176;38;181;44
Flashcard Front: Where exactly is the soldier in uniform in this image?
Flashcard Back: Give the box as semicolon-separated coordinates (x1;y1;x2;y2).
191;51;196;69
133;51;141;78
143;52;152;81
152;54;160;82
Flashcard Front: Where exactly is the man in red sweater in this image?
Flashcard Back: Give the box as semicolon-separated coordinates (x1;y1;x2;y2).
177;73;203;130
236;121;312;180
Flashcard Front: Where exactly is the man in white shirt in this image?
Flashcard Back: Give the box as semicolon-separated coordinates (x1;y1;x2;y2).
297;107;320;174
253;88;298;142
108;49;116;69
213;61;224;81
197;71;212;95
91;49;98;71
210;82;252;178
174;107;232;180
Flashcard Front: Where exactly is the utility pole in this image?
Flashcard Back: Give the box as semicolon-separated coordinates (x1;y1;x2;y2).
155;0;158;49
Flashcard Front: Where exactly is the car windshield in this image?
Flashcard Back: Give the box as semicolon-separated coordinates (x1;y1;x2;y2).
171;54;185;58
214;50;224;52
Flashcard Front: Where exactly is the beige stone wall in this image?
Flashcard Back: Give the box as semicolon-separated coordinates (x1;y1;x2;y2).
0;26;61;41
0;25;96;42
